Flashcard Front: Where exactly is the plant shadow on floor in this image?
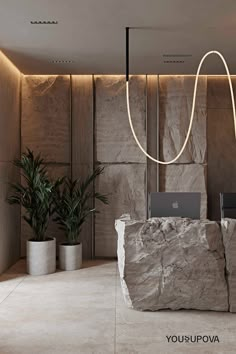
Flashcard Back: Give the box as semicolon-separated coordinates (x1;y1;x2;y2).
55;258;117;272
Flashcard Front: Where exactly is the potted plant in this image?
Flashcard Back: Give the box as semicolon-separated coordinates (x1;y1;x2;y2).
7;149;61;276
53;167;108;271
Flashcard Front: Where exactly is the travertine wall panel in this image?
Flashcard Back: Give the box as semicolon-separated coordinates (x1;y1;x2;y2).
159;76;207;163
147;75;158;198
21;75;71;163
21;75;71;256
72;76;94;259
95;164;146;257
95;75;146;163
72;75;93;166
207;76;236;220
207;76;236;109
94;75;147;257
19;73;236;258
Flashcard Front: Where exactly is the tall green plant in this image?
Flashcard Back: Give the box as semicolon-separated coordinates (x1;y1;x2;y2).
7;149;61;241
53;167;108;245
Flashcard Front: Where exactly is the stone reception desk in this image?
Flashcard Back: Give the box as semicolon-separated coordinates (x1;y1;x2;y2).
115;216;236;312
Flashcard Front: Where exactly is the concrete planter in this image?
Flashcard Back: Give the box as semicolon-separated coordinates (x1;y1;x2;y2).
27;238;56;276
59;243;82;271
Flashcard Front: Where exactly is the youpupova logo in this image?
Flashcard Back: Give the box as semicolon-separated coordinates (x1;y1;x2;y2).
166;335;220;344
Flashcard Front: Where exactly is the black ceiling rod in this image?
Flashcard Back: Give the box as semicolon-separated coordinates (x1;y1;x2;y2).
126;27;129;82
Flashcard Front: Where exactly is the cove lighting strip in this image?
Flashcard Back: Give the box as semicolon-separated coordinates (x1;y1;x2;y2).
126;27;236;165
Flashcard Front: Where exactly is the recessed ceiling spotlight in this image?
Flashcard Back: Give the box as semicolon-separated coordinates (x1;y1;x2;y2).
50;60;74;64
163;60;185;63
30;20;58;25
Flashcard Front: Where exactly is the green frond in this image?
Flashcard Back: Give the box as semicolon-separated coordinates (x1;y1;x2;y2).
53;167;108;245
7;149;61;241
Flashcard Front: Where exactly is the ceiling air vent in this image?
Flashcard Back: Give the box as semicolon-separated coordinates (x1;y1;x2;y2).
163;54;192;58
51;60;74;64
30;21;58;25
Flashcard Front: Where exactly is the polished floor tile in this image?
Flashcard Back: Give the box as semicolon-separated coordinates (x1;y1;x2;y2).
0;260;236;353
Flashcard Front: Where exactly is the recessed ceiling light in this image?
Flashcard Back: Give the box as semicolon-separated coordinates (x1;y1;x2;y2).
50;60;74;64
163;60;185;63
30;21;58;25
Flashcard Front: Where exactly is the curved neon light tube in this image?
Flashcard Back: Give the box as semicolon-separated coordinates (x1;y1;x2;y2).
126;50;236;165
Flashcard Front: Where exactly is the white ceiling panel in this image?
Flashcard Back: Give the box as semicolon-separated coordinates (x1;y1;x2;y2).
0;0;236;74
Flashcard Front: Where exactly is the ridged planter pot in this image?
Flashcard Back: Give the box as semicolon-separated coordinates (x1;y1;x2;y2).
59;243;82;271
27;238;56;276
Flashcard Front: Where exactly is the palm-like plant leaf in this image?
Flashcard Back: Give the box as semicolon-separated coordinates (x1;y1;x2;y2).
7;149;62;241
53;167;108;245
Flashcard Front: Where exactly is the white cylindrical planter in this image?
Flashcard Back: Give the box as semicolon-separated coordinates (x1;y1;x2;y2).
27;238;56;276
59;243;82;271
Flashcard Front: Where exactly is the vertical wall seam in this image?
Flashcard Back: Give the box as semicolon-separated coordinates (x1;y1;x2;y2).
19;73;23;258
145;74;148;219
206;75;208;218
92;74;96;259
19;74;22;156
70;74;73;179
157;75;160;192
146;75;159;217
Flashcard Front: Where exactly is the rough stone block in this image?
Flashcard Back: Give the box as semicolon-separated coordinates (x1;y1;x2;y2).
221;218;236;312
116;216;228;311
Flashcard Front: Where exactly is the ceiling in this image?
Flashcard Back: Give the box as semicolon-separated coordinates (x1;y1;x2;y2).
1;0;236;74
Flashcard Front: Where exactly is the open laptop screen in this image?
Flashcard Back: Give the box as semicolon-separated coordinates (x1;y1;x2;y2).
149;192;201;219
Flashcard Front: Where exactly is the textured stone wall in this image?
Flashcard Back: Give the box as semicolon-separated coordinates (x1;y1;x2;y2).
71;75;94;259
21;75;95;259
159;76;207;219
0;52;21;274
159;76;207;163
22;75;71;163
94;76;147;257
21;75;71;255
20;74;236;258
207;76;236;220
21;75;147;258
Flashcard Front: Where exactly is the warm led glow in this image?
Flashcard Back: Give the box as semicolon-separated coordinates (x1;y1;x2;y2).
127;50;236;164
0;50;20;75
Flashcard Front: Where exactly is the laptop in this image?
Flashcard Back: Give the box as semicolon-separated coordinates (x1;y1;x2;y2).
149;192;201;219
220;193;236;219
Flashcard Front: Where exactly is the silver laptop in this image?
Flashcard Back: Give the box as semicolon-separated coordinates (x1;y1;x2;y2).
149;192;201;219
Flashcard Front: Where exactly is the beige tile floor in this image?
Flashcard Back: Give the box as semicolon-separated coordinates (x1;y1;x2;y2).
0;260;236;354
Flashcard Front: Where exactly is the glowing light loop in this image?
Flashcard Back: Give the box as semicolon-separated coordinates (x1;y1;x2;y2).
126;51;236;164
